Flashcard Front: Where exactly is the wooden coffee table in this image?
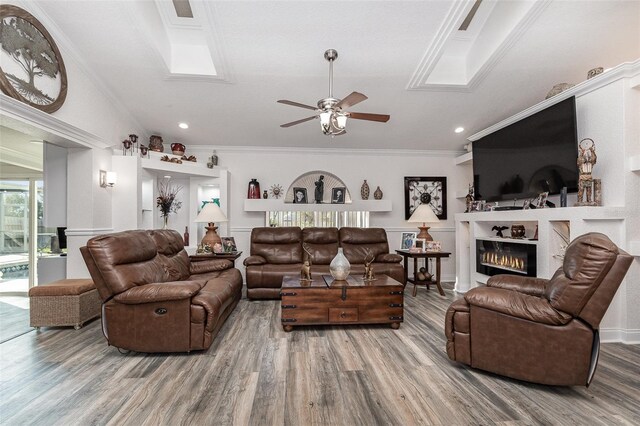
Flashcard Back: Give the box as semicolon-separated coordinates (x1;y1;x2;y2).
280;274;404;331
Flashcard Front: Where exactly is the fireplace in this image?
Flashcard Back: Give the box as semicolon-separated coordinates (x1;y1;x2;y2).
476;238;537;277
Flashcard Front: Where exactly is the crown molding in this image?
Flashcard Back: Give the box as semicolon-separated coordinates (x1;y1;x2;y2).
0;145;42;171
184;145;465;158
0;94;109;149
468;58;640;141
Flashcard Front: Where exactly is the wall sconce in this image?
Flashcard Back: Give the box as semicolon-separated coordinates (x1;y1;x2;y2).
99;170;117;188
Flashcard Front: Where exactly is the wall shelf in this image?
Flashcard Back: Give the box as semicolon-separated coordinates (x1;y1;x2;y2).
476;236;538;245
244;199;392;212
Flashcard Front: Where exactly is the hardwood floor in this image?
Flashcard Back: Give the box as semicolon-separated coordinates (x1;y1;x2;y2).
1;286;639;425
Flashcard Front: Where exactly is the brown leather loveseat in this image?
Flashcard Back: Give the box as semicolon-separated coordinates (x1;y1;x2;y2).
445;232;632;386
81;229;242;353
244;227;404;299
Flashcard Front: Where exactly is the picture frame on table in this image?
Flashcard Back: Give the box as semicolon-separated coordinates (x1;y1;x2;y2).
426;241;442;252
534;192;549;208
220;237;237;253
400;232;417;250
414;239;427;252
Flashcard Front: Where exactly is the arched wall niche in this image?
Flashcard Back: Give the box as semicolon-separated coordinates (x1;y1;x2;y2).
285;170;352;204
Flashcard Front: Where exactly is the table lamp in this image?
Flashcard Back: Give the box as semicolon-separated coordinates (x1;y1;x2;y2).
194;203;228;248
408;204;439;241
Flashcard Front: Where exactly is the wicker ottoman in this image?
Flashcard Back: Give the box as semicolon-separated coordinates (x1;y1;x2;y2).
29;279;101;329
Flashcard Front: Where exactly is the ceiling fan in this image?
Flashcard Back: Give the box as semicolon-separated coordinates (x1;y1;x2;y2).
277;49;390;136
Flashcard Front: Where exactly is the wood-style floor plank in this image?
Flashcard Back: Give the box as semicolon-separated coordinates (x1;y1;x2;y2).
1;285;639;425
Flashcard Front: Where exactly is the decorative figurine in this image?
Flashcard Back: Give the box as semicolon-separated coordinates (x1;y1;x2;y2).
362;250;375;281
465;183;475;213
492;226;509;238
575;138;600;206
301;243;313;281
139;145;149;158
314;175;324;204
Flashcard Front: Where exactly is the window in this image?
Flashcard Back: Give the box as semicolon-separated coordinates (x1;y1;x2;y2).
267;211;369;228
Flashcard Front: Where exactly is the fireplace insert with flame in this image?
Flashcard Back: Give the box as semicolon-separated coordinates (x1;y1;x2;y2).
476;239;537;277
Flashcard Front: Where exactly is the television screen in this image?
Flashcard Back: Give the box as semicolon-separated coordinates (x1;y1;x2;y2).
472;96;579;202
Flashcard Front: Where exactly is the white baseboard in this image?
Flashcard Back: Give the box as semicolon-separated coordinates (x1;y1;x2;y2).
599;328;640;344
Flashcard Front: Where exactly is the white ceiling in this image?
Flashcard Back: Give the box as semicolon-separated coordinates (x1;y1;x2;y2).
34;0;640;151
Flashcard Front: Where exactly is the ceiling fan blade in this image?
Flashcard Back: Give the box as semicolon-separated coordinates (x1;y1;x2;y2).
277;100;317;111
336;92;368;109
348;112;390;123
280;116;317;128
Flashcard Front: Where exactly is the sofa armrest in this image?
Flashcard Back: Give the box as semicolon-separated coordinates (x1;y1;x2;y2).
113;281;204;304
464;287;572;326
189;259;233;275
375;253;403;263
486;274;548;297
243;255;267;266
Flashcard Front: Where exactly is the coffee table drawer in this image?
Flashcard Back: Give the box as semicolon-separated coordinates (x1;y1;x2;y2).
329;307;358;322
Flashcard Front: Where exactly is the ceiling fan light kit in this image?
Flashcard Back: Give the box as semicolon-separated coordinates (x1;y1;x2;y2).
278;49;390;136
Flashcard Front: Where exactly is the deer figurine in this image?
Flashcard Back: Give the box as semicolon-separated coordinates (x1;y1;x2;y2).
363;249;376;281
300;243;313;281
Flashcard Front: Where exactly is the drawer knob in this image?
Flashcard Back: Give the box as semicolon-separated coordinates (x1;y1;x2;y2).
340;312;347;318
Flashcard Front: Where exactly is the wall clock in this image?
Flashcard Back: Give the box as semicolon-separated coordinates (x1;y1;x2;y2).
0;5;67;113
404;176;447;220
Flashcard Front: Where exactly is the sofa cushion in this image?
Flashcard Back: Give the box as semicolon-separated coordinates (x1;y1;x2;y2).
339;227;390;264
149;230;190;281
250;227;303;264
302;227;339;265
86;230;168;295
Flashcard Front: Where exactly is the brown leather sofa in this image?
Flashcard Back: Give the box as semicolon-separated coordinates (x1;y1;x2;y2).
81;229;242;353
445;232;632;386
244;227;404;299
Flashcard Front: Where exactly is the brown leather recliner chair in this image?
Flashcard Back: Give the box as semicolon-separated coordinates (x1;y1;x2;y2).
445;232;632;386
81;229;242;353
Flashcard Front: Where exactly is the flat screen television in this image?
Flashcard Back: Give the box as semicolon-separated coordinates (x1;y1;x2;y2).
472;96;579;202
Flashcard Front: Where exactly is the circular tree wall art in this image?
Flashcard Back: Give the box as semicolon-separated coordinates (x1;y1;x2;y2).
0;5;67;113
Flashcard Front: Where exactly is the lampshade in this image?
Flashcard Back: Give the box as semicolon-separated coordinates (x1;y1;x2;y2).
319;111;332;127
195;203;228;223
194;203;228;249
335;113;347;129
408;204;439;223
407;204;439;242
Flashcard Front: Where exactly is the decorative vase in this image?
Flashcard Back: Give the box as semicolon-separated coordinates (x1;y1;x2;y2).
511;224;526;239
248;179;261;199
171;143;186;156
162;216;169;229
211;150;218;166
183;226;190;246
330;248;351;281
374;186;383;200
361;180;370;200
149;135;164;152
263;190;268;199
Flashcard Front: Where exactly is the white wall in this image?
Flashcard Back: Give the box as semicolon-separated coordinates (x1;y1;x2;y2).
188;147;467;282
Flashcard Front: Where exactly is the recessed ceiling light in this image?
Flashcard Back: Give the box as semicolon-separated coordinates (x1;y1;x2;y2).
455;127;464;134
178;122;189;129
164;175;171;179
